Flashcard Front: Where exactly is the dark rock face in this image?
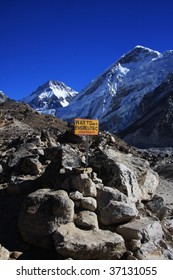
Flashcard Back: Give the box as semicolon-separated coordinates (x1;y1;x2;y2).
119;74;173;147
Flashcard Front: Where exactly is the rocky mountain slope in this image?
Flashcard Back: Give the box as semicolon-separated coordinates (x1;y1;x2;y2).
119;73;173;147
54;46;173;147
0;99;173;260
21;80;78;116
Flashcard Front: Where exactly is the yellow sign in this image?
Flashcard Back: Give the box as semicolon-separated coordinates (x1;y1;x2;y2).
74;118;99;135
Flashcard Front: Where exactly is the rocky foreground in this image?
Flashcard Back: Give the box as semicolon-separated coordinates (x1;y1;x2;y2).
0;100;173;260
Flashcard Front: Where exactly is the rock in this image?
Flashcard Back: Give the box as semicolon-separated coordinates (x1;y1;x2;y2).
57;130;83;144
106;161;139;202
164;218;173;234
41;129;50;141
0;164;3;173
0;244;10;260
97;186;138;225
19;157;42;175
7;147;32;169
140;169;159;201
92;172;103;184
73;167;93;174
90;148;159;202
38;152;62;188
83;184;97;198
116;218;163;242
125;251;138;260
74;211;99;229
71;173;93;193
10;251;23;259
146;195;167;219
62;144;82;168
134;242;167;260
69;191;83;200
44;146;62;161
81;197;97;211
53;223;126;259
18;189;74;248
129;239;141;251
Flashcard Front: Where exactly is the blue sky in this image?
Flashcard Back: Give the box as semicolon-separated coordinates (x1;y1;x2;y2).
0;0;173;100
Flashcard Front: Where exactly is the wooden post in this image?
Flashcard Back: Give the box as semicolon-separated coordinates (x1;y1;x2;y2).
85;136;89;166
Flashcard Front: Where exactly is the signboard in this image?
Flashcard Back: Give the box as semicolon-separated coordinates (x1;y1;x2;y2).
74;118;99;136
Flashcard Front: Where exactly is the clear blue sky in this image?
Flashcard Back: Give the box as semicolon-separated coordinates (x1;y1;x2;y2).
0;0;173;100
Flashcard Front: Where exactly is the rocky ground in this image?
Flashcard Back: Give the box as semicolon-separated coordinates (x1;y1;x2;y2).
0;100;173;260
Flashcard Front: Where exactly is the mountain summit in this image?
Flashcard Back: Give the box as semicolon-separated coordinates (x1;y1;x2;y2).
21;80;78;115
55;45;173;147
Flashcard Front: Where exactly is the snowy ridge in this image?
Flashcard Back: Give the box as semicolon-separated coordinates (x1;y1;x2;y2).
56;45;173;132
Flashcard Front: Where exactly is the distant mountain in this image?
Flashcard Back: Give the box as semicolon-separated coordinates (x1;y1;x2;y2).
21;80;78;115
55;45;173;147
0;91;8;103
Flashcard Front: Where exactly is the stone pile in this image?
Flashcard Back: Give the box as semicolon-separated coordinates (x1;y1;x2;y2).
1;114;173;259
18;162;173;260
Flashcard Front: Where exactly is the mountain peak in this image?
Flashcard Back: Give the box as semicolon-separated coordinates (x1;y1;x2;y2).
21;80;78;115
118;45;161;64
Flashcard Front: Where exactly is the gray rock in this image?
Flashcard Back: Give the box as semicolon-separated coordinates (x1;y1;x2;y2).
53;223;126;259
97;186;138;225
146;195;167;219
69;191;83;200
62;144;82;168
116;217;163;241
18;189;74;248
129;239;141;251
83;184;97;198
90;148;159;202
81;197;97;211
74;211;99;229
71;173;92;193
0;244;10;260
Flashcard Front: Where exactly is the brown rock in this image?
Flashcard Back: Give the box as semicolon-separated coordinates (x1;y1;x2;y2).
53;223;126;259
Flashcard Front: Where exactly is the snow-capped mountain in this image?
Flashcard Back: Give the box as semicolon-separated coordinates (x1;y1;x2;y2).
21;80;78;115
55;45;173;147
0;91;8;103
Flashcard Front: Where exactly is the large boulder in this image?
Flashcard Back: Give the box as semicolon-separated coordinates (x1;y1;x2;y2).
53;223;126;259
90;148;159;202
116;217;163;241
18;189;74;249
134;241;173;260
97;186;138;225
116;217;170;259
